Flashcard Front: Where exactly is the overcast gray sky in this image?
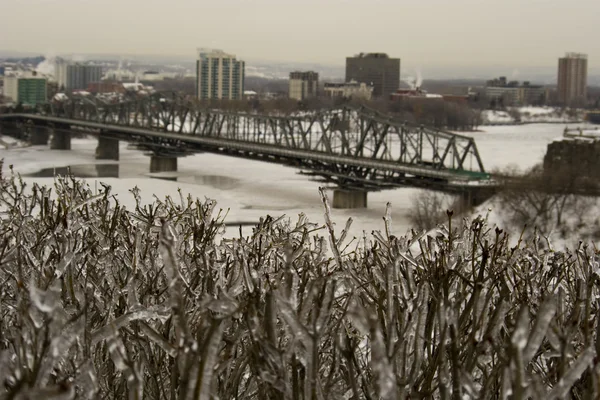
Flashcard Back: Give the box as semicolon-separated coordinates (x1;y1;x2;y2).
1;0;597;69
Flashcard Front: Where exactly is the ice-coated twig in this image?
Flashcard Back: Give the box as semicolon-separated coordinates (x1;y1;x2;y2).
547;347;595;400
318;187;344;271
524;295;557;364
189;319;224;400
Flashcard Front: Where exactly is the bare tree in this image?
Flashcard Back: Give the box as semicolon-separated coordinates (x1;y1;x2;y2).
495;164;596;241
408;190;461;231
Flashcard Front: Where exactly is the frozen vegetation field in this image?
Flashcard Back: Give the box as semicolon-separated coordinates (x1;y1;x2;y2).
1;163;600;398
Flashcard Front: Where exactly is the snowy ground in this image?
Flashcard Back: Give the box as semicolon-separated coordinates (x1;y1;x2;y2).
463;123;575;172
482;106;583;125
482;110;514;125
0;122;595;244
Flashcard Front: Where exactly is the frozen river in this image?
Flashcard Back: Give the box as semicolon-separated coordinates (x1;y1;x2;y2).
0;123;589;238
463;124;571;172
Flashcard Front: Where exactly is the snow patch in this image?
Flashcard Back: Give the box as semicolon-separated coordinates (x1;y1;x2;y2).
482;107;583;125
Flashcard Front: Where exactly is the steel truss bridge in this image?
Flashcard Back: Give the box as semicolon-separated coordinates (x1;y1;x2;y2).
0;92;493;193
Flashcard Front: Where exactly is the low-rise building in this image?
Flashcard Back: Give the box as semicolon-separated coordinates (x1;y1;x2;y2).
243;90;258;99
121;82;154;96
88;81;125;94
4;72;47;105
587;111;600;125
323;80;373;100
440;94;469;104
485;77;546;106
389;88;470;104
289;71;319;101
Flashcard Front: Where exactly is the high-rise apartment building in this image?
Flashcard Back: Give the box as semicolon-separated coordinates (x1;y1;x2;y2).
345;53;400;98
196;49;245;100
55;58;103;91
288;71;319;101
66;64;103;91
557;52;588;106
4;72;47;105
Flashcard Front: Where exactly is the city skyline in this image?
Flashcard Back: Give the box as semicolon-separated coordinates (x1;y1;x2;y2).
1;0;598;71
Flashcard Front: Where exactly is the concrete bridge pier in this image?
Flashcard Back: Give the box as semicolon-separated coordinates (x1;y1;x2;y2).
50;128;71;150
29;126;49;145
95;136;119;160
0;121;24;139
459;188;496;210
332;189;368;209
150;156;178;173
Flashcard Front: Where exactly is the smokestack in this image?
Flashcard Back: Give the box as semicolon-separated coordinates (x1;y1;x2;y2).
415;69;423;89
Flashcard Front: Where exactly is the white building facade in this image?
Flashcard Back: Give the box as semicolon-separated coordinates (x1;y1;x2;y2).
323;80;373;100
3;72;47;105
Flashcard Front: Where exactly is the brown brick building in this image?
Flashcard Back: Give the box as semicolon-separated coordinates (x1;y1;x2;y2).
88;81;125;94
557;53;588;106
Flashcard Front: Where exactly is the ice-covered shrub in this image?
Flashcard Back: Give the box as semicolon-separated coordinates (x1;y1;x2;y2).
1;164;600;399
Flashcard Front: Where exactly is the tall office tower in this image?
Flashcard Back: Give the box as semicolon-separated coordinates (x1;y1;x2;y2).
345;53;400;98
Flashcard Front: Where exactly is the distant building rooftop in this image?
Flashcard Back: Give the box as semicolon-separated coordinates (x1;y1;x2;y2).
289;71;319;79
563;52;587;59
324;80;368;88
4;71;47;79
486;76;543;89
352;52;391;59
197;48;236;59
53;93;68;101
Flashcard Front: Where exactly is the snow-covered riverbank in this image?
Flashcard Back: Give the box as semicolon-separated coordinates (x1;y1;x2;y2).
481;106;583;126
